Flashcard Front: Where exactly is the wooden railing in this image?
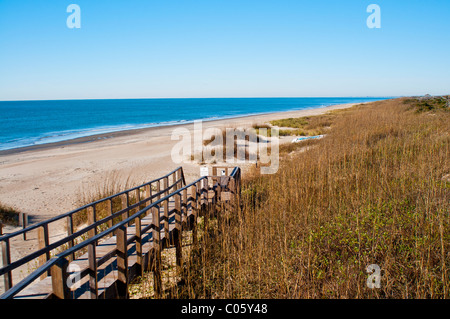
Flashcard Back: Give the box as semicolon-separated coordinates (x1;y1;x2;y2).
0;166;241;299
0;167;185;294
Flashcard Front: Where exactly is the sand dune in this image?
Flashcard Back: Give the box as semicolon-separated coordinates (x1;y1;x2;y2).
0;103;357;223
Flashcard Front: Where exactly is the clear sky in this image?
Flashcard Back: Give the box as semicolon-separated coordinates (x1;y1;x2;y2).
0;0;449;100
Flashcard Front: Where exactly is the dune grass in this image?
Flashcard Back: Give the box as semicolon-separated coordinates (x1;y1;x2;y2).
175;97;449;299
0;202;20;227
405;96;449;113
269;110;347;137
73;171;137;229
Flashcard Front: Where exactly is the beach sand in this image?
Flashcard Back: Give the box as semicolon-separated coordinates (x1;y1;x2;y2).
0;103;359;222
0;102;359;290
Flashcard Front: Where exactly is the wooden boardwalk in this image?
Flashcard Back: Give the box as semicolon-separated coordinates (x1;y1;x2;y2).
0;166;241;299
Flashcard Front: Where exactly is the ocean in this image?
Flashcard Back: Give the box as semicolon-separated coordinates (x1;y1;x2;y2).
0;97;389;151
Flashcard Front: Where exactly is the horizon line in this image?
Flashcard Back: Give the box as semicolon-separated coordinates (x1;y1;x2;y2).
0;96;400;102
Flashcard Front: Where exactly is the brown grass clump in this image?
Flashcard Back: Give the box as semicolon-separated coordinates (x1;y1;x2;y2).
0;202;20;226
73;171;135;229
270;110;346;136
176;97;450;299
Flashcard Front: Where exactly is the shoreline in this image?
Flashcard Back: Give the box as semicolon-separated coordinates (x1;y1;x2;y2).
0;102;363;221
0;102;360;157
0;101;366;289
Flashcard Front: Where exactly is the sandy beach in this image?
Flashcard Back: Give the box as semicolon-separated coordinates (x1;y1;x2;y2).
0;103;359;225
0;101;364;292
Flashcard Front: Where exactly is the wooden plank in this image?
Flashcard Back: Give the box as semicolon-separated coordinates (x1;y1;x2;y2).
107;199;113;228
67;215;75;262
135;216;143;277
87;206;96;239
164;177;169;196
135;188;141;213
121;193;128;222
3;166;241;299
152;206;162;298
51;258;70;299
182;188;188;227
176;169;181;189
37;225;50;280
1;239;12;290
172;172;177;191
156;180;161;200
145;184;151;206
163;199;169;245
88;243;98;299
22;213;28;240
116;225;128;299
191;185;198;246
174;194;182;271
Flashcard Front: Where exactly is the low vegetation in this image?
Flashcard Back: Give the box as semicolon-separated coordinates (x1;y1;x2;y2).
404;95;449;113
269;109;353;136
0;202;20;227
74;172;137;229
176;97;450;299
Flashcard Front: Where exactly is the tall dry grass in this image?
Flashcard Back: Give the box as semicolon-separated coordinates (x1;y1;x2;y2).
176;97;449;299
73;171;136;229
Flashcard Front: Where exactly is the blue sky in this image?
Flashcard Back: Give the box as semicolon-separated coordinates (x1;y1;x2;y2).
0;0;449;100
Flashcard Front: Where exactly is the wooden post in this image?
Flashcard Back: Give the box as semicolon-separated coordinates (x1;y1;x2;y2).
127;193;132;226
121;193;128;222
171;173;176;191
38;225;50;279
51;258;70;299
145;184;152;205
202;179;209;228
156;180;161;200
182;188;188;228
22;213;28;240
135;216;143;277
217;184;222;203
174;194;183;272
216;185;222;228
88;243;98;299
107;199;113;228
164;177;169;196
135;187;141;212
199;180;204;209
19;212;23;227
175;169;183;190
152;206;162;298
67;215;75;262
196;181;202;216
87;206;96;239
191;185;198;246
116;225;128;299
235;172;241;209
163;199;169;245
1;239;12;290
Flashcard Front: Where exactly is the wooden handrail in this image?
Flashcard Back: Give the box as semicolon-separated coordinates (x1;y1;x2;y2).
0;166;241;299
0;166;184;242
0;167;185;288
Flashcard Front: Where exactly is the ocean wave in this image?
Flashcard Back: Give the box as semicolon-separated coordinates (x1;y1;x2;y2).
0;97;391;151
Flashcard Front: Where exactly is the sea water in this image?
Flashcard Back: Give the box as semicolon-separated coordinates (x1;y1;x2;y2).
0;97;389;151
